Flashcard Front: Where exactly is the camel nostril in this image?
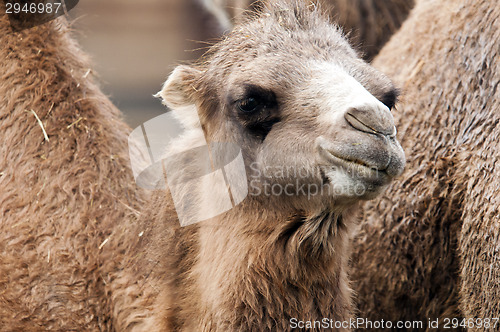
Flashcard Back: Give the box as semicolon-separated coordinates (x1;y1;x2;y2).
345;104;396;137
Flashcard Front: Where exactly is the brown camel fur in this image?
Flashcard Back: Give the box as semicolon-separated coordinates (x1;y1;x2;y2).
350;0;500;328
0;8;148;331
200;0;414;60
325;0;414;60
0;1;407;330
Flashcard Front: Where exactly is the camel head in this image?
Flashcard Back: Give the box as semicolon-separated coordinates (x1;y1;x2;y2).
157;0;405;217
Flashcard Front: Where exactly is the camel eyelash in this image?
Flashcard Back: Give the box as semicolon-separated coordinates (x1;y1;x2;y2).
237;96;266;113
232;84;278;112
380;88;400;110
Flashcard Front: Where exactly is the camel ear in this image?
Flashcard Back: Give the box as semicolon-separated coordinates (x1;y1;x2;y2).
155;65;202;109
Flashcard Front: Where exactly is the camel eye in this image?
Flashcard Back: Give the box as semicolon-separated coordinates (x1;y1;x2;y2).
238;97;262;113
232;86;279;140
235;84;277;114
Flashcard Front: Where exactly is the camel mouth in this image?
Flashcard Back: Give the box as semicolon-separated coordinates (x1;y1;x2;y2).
319;148;388;179
315;136;392;184
324;150;385;172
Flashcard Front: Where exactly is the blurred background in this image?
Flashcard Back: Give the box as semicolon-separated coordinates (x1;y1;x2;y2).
70;0;222;128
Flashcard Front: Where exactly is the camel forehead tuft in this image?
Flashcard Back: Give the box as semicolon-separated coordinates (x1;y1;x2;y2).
201;0;355;73
262;0;332;30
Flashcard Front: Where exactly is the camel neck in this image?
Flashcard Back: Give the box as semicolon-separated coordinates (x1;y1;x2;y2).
187;208;353;330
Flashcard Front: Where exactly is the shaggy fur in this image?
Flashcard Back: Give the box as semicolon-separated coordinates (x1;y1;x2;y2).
200;0;414;60
350;0;500;328
139;1;404;330
0;1;406;330
325;0;414;60
0;8;148;331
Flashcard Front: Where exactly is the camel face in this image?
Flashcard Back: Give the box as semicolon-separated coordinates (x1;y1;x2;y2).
159;2;405;212
221;60;404;206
